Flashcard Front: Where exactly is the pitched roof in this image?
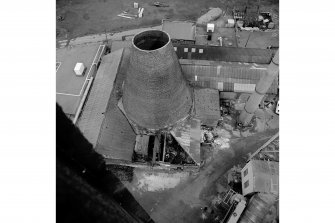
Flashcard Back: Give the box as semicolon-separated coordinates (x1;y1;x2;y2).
180;59;278;94
78;48;136;161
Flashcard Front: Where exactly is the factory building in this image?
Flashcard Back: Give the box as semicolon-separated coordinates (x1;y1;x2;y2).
241;160;279;196
78;30;219;168
76;29;278;170
162;20;196;45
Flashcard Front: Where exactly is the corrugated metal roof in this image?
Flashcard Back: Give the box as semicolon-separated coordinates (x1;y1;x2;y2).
78;48;136;161
78;49;124;147
95;49;136;161
162;20;196;41
180;60;278;94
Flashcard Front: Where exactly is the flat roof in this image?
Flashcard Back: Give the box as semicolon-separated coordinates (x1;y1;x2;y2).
194;88;220;127
173;44;274;64
56;43;103;114
162;20;196;41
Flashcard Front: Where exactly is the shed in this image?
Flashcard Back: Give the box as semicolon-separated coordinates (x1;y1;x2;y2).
241;160;279;196
74;62;85;76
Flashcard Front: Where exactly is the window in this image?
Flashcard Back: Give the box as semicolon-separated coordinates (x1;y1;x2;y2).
199;49;203;53
191;48;196;53
184;48;188;52
244;180;249;188
244;168;248;177
174;47;177;51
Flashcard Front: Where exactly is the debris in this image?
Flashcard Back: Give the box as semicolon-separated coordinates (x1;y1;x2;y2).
138;7;144;18
57;15;64;21
117;14;135;19
236;20;244;28
240;27;260;32
151;2;169;7
268;22;275;29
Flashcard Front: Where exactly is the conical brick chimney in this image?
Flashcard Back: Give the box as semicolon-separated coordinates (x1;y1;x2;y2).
122;30;192;131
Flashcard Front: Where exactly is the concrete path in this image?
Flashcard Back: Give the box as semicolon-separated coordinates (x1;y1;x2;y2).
57;25;162;48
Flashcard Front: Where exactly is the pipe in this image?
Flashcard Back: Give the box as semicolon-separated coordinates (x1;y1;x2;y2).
247;132;279;162
239;50;279;126
73;77;94;125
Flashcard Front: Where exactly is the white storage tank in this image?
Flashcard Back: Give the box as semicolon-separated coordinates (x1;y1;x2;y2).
74;62;85;76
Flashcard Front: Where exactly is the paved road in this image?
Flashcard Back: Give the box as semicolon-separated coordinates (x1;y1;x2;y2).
57;25;162;49
134;130;278;223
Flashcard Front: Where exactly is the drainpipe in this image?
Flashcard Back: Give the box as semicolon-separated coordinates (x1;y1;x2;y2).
239;50;279;126
218;37;223;46
73;77;94;125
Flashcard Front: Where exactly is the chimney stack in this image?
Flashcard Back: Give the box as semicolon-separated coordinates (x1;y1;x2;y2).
239;50;279;126
122;30;192;131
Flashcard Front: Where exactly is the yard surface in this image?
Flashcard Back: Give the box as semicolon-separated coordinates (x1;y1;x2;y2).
57;0;221;40
56;0;279;41
56;43;100;114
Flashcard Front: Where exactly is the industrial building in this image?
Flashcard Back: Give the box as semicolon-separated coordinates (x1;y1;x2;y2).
162;20;196;45
75;29;278;173
241;160;279;196
77;30;221;169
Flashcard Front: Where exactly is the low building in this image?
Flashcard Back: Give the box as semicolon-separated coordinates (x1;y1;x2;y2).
180;59;278;94
162;20;196;45
173;44;274;64
194;88;220;127
241;160;279;196
77;47;201;169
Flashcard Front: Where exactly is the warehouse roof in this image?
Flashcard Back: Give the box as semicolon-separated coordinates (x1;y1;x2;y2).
173;44;274;64
179;59;278;94
78;48;136;161
162;20;196;41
